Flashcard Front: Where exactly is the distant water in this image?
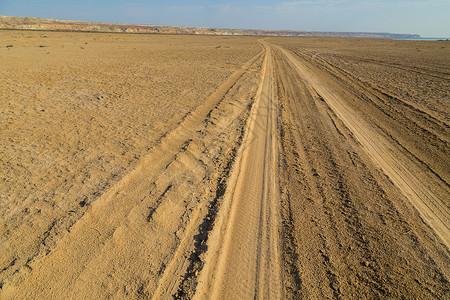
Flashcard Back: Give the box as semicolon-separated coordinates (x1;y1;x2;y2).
394;38;449;41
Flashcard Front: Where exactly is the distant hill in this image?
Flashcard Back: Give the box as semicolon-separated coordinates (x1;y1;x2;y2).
0;15;421;39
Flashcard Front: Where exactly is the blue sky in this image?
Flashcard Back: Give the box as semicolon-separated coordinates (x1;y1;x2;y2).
1;1;449;37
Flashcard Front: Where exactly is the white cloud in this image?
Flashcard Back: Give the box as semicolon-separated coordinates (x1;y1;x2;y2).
209;4;244;14
215;4;231;13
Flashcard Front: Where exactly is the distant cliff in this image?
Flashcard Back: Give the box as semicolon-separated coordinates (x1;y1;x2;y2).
0;15;421;39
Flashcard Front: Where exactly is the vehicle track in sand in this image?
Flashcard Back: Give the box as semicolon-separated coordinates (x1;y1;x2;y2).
276;45;449;248
158;41;449;299
271;42;449;298
193;44;283;299
2;36;449;299
0;47;264;299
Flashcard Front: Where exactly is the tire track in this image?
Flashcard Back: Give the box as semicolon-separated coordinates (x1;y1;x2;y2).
276;44;450;248
193;44;283;299
272;42;449;299
0;50;263;299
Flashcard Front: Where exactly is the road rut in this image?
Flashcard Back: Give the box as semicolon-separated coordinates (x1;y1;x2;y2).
277;45;449;248
194;45;283;299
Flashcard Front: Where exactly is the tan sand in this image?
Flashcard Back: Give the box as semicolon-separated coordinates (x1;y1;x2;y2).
1;31;448;298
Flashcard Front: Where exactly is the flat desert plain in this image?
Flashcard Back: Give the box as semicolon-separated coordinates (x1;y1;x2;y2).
0;30;449;299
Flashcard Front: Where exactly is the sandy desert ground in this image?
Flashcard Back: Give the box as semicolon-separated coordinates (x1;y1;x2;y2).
0;30;449;299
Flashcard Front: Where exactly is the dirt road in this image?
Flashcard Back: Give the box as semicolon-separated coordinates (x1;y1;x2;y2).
0;36;265;299
277;45;449;248
1;33;449;299
271;42;449;298
181;41;448;298
193;46;282;299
